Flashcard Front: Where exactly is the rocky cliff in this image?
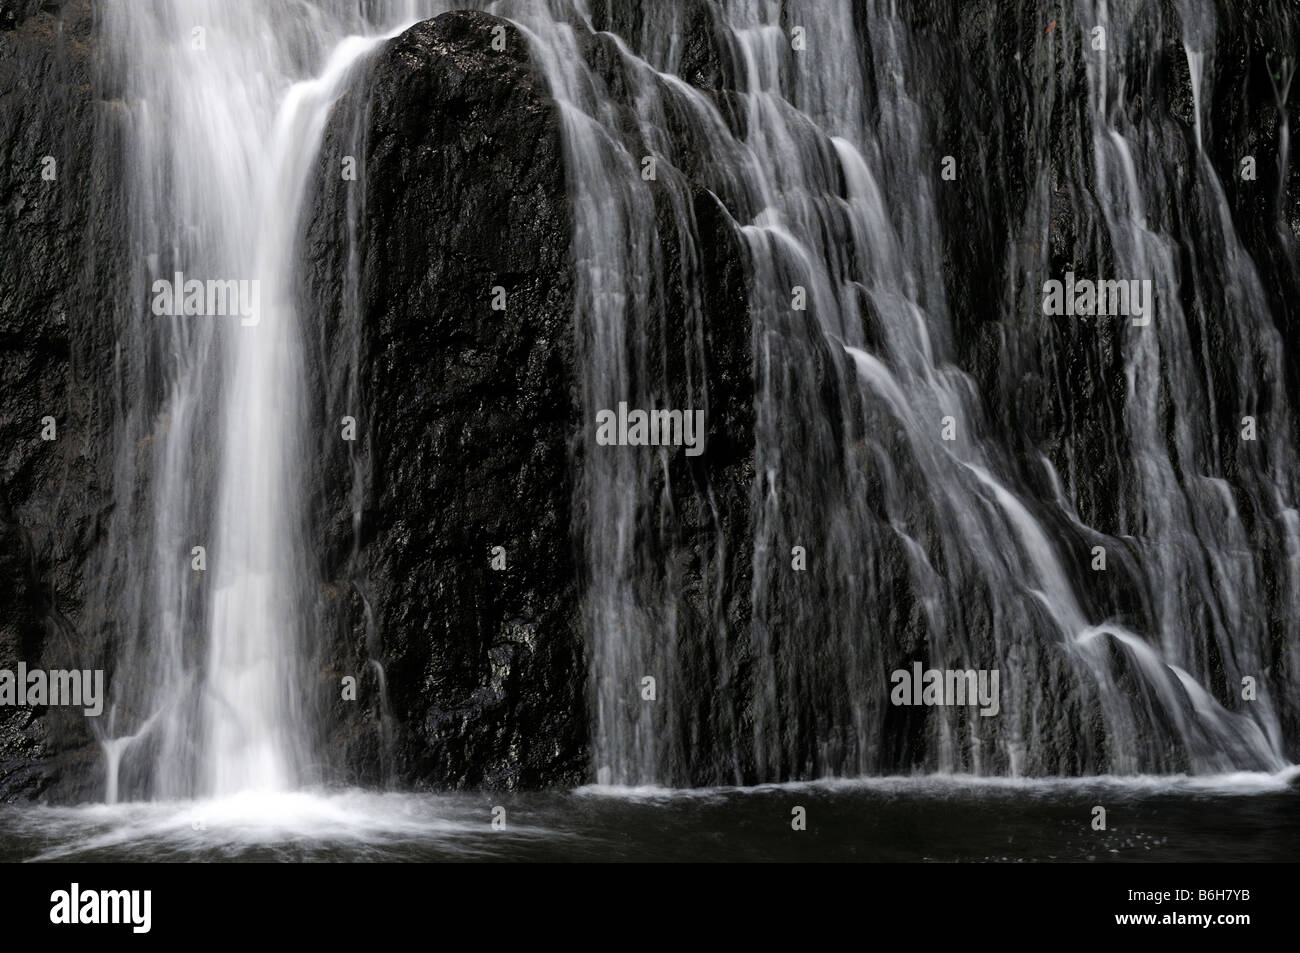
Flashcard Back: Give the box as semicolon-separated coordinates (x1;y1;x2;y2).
0;0;123;801
1;0;1296;799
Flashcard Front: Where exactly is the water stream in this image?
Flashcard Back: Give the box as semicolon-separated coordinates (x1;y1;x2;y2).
19;0;1292;854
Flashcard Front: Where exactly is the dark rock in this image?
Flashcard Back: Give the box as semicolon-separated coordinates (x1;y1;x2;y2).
4;0;1296;797
301;8;758;789
0;0;122;802
303;11;588;789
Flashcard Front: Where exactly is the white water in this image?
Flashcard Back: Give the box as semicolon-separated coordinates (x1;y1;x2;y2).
95;1;427;802
201;31;403;797
82;0;1297;807
512;0;1298;784
2;768;1292;862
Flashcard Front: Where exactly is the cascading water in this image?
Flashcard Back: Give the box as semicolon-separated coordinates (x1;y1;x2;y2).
77;0;1295;806
4;0;1300;871
511;0;1297;785
92;0;426;801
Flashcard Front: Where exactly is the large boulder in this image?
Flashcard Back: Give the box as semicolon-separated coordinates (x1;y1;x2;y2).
302;12;589;788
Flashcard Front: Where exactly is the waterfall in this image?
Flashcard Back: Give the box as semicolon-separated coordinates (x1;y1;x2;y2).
83;0;1295;803
93;0;422;801
512;0;1296;784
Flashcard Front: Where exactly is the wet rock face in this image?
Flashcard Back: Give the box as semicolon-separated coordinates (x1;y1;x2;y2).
304;12;588;789
0;0;122;801
301;8;756;789
925;0;1300;537
2;0;1296;798
0;0;46;31
900;1;1300;767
